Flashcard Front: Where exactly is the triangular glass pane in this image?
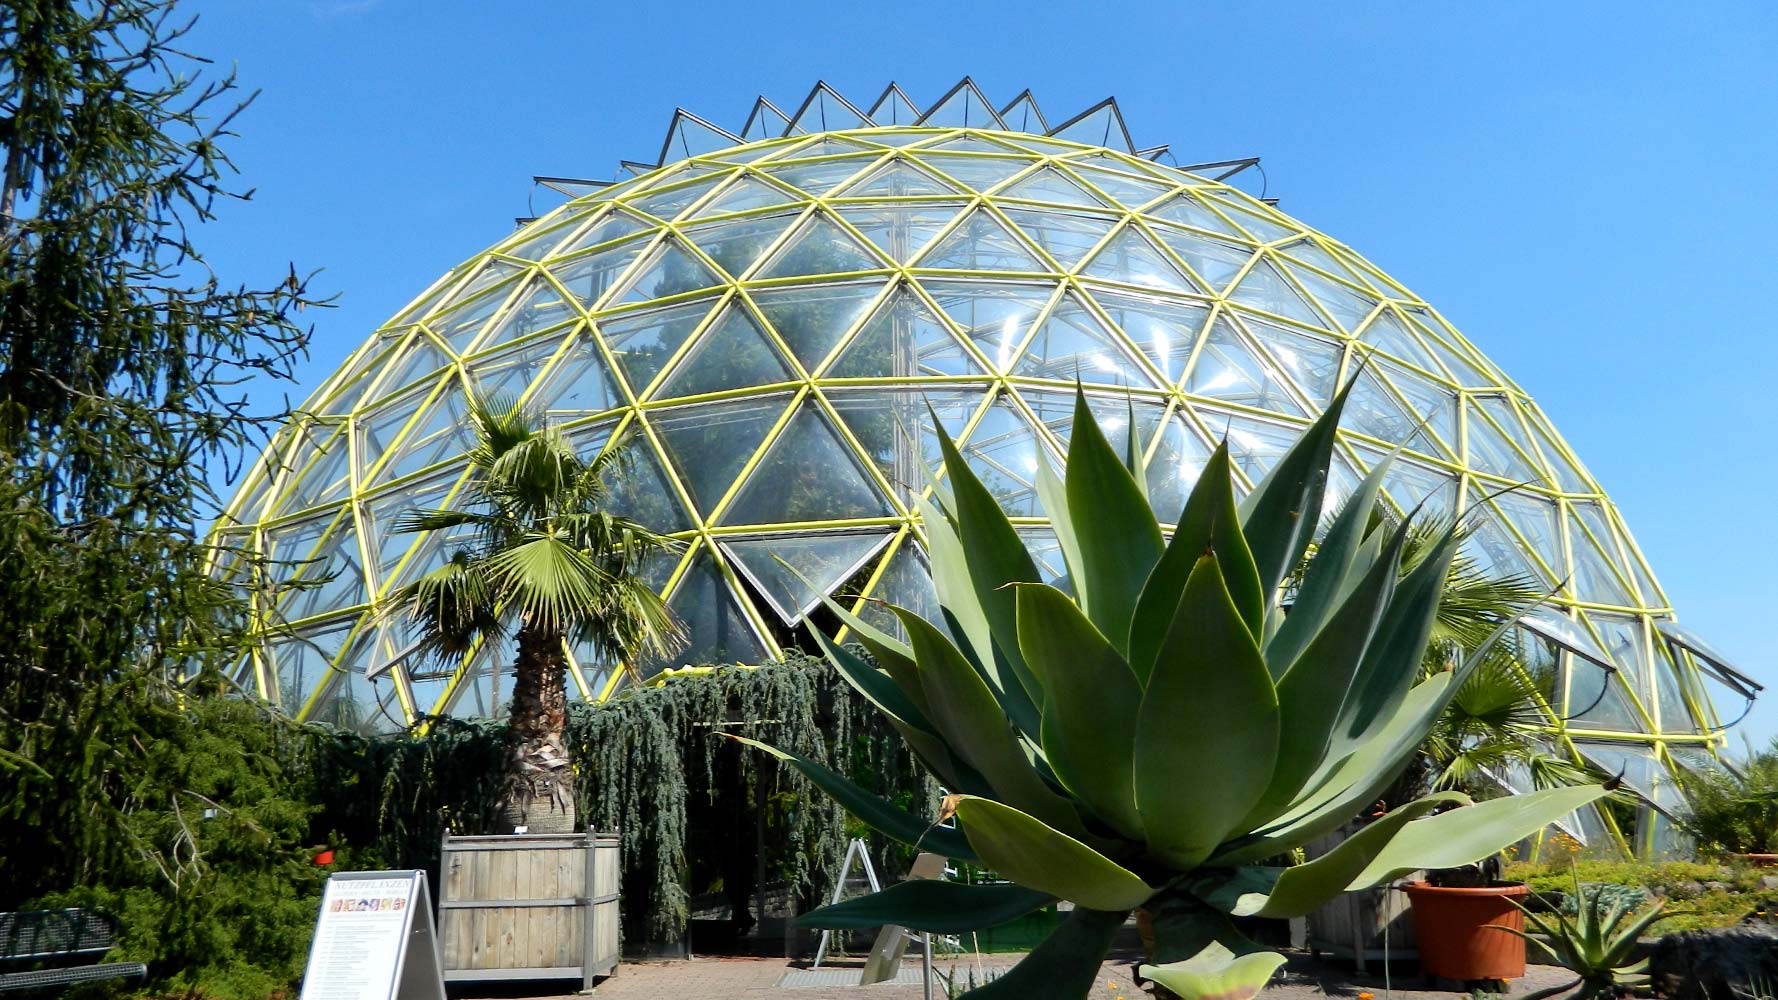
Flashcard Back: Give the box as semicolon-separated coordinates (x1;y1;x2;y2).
761;156;880;196
640;552;767;677
1279;238;1369;286
1014;292;1154;388
1462;500;1551;586
751;282;886;370
1153;229;1253;290
370;332;454;401
866;86;920;127
663;114;738;163
829;286;983;378
925;280;1056;373
471;336;560;403
1378;363;1460;456
827;387;981;500
1229;258;1324;327
1286;261;1378;333
918;153;1035;194
1217;202;1300;243
1379;457;1459;521
503;217;586;263
919;83;1006;129
597;297;722;394
686;175;798;219
1343;368;1443;456
549;211;653;260
1241;318;1345;407
1081;226;1199;293
723;531;896;625
998;94;1048;135
756;215;885;279
839;159;960;197
923;135;1020;154
787;85;868;134
1568;505;1637;606
834;203;965;263
1027;391;1166;466
681;212;798;279
276;425;352;516
364;471;462;589
649;396;787;516
1144;414;1216;524
609;240;726;305
380;385;475;484
916;208;1048;272
998;166;1113;209
998;207;1118;271
1568;665;1648;733
266;623;356;717
599;436;694;533
436;259;526;316
533;327;625;412
1464;400;1545;483
356;381;437;480
1523;412;1592;493
1091;289;1210;384
774;136;876;159
1184;316;1306;416
625;173;724;220
653;305;792;401
1050;103;1131;151
1494;490;1565;579
441;642;512;720
722;404;893;525
1067;164;1175;209
856;541;950;642
476;279;575;353
1147;194;1245;238
957;396;1050;516
741;100;792;142
1412;319;1500;386
1213;411;1305;485
427;279;519;354
549;236;653;309
1358;308;1444;372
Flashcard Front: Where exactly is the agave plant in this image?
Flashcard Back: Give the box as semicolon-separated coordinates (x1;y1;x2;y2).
738;386;1606;999
1489;868;1668;999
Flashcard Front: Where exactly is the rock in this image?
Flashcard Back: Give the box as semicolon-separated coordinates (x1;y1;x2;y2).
1660;879;1707;899
1760;875;1778;891
1650;923;1778;1000
1704;881;1734;893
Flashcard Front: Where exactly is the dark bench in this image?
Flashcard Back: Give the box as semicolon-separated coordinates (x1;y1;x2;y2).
0;909;147;994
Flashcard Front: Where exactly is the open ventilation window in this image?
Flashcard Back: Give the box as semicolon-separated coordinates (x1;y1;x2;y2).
1658;621;1762;728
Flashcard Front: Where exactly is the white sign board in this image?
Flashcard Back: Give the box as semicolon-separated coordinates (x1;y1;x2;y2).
300;871;445;1000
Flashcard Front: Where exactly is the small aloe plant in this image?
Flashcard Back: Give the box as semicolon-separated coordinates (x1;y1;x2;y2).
738;386;1606;999
1490;868;1669;999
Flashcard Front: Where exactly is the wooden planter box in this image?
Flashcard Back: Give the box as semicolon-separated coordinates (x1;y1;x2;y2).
437;832;620;988
1303;825;1419;971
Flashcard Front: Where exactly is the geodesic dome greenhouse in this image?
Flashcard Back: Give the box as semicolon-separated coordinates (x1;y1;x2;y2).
214;80;1752;855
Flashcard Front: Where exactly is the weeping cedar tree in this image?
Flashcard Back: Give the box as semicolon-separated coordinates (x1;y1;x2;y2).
383;395;684;834
742;386;1609;1000
0;0;317;908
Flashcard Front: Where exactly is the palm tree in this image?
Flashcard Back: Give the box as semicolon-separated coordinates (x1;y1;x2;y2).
385;395;684;833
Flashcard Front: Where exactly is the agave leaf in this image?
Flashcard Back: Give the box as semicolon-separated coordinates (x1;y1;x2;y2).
1237;378;1353;610
798;880;1053;933
1487;921;1565;965
1063;388;1165;654
955;906;1128;999
726;736;976;860
1129;443;1262;679
1346;784;1609;887
1205;792;1468;918
1239;521;1408;833
1140;947;1288;1000
1606;904;1668;964
1016;584;1144;838
1031;451;1084;595
1265;451;1395;668
1135;553;1279;868
953;796;1154;911
897;609;1086;838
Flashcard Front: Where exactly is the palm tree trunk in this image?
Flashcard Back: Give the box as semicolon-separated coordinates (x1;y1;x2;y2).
498;621;576;834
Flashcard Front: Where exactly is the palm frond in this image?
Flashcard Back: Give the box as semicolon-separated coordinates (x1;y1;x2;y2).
384;550;506;667
483;532;614;634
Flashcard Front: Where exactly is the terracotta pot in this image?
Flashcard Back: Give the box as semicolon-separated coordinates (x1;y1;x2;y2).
1399;881;1529;981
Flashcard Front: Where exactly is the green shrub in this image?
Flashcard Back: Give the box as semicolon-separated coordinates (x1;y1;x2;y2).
1676;741;1778;857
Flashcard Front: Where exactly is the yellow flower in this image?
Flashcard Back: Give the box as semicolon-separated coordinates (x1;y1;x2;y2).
1359;993;1375;1000
1107;984;1117;990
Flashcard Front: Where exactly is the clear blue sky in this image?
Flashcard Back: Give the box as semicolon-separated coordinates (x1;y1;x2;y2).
179;1;1778;745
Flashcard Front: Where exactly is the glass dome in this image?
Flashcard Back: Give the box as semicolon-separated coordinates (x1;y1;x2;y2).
215;81;1731;854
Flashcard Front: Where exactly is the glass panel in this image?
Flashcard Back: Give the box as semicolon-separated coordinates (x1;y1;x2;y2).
834;202;965;264
997;207;1118;270
752;282;886;371
470;336;561;405
681;213;798;279
772;136;875;159
548;210;652;259
839;159;960;197
308;655;406;735
756;215;885;279
786;86;868;133
435;259;525;316
1091;289;1211;385
1148;195;1246;239
1592;613;1653;709
1151;228;1254;291
283;525;367;623
1214;410;1305;485
721;530;895;624
918;153;1035;194
427;280;519;354
916;208;1047;272
857;541;950;642
1380;363;1461;456
598;434;693;534
1228;258;1324;328
263;512;333;602
1018;528;1070;586
443;642;514;720
266;622;354;717
475;280;574;353
1080;227;1199;294
363;471;461;590
1241;318;1344;407
1279;238;1368;285
379;385;474;484
1067;163;1174;209
1014;292;1154;388
532;328;624;416
829;285;983;379
1493;490;1564;578
549;236;653;309
1358;308;1444;372
625;174;724;220
826;386;983;501
867;87;921;127
278;424;352;515
918;85;1004;129
597;297;721;394
1184;316;1307;416
1379;457;1459;521
662;115;738;163
648;396;788;517
686;176;798;219
721;404;894;525
1523;411;1593;493
1218;202;1300;242
761;156;879;196
1567;506;1638;606
924;280;1056;374
998;95;1047;135
1145;413;1216;524
652;304;793;401
642;552;768;676
1462;501;1551;586
1286;261;1378;333
1027;390;1166;463
1343;367;1444;457
957;396;1050;515
1464;399;1545;483
368;332;453;404
998;166;1112;208
608;240;725;305
502;217;586;263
